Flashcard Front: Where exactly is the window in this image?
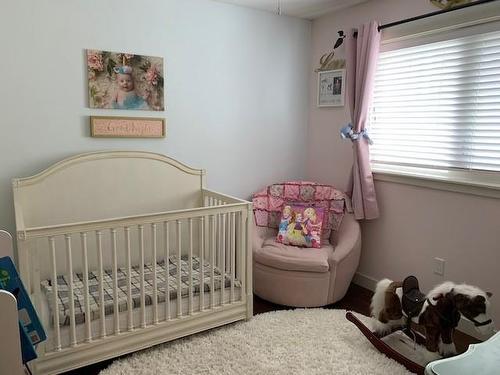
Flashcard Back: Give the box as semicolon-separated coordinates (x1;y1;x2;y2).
369;30;500;174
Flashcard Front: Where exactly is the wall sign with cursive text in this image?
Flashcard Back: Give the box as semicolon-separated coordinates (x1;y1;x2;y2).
90;116;166;138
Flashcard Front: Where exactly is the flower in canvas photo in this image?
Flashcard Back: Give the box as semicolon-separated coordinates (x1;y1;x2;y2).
87;50;104;72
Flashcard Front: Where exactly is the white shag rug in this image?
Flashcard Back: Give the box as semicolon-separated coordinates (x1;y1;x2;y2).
100;309;412;375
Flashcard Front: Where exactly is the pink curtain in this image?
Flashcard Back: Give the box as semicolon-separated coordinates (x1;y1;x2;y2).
345;21;380;220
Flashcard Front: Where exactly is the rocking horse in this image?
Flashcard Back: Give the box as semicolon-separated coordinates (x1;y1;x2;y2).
346;276;494;374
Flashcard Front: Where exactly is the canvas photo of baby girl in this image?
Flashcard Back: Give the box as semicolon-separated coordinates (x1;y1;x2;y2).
87;50;164;111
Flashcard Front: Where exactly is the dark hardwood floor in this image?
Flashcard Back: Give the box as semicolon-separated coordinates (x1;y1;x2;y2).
253;283;373;316
62;283;476;374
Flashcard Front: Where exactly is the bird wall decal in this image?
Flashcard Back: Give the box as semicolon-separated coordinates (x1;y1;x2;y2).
316;30;346;72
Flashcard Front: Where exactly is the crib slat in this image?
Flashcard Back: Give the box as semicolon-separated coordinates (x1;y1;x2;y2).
31;240;45;355
226;212;231;299
139;225;146;328
125;227;133;331
188;218;193;315
221;213;226;306
164;222;171;321
216;212;219;268
218;212;222;273
176;220;182;318
210;215;215;309
49;237;61;351
230;212;236;303
18;242;32;296
111;229;120;335
96;230;106;338
199;217;205;312
81;233;92;342
65;234;77;347
152;223;158;324
30;241;41;315
226;213;231;271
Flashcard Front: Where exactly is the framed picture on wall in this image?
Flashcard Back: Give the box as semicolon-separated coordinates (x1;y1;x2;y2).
317;69;345;107
86;50;164;111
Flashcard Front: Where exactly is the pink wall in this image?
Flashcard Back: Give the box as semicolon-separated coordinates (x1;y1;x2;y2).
308;0;500;324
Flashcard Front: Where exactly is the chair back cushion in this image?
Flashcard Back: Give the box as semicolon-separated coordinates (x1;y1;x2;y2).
252;181;351;239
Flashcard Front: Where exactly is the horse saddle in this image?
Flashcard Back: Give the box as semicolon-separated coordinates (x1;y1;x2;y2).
401;275;426;318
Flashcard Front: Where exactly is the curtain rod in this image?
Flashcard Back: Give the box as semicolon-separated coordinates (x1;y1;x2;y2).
353;0;498;37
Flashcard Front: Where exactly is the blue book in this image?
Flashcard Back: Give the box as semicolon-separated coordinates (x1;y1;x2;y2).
0;256;46;364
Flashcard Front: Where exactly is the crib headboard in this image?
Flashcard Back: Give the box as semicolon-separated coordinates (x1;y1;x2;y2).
13;151;206;229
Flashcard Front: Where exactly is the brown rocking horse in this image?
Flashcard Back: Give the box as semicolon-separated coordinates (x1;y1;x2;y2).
346;276;494;374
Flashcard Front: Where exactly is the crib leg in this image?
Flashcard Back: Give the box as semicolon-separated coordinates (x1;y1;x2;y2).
245;204;253;321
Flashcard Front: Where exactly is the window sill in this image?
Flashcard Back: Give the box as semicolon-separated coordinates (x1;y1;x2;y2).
372;164;500;199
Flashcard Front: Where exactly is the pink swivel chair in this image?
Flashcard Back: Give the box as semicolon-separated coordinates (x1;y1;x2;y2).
252;183;361;307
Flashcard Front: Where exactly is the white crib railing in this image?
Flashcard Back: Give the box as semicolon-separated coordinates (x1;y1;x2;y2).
17;189;252;375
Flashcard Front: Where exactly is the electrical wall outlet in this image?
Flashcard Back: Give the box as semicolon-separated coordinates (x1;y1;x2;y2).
434;257;445;276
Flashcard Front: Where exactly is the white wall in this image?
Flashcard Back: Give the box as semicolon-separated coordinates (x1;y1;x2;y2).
0;0;311;236
308;0;500;323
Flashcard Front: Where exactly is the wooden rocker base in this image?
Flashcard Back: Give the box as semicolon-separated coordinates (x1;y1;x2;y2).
345;311;425;375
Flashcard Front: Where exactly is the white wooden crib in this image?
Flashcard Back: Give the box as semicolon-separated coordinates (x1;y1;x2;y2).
13;151;253;375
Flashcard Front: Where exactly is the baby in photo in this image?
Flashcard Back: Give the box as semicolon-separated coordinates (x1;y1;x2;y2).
111;66;148;110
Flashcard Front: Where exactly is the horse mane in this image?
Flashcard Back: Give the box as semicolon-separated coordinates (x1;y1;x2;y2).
426;281;489;306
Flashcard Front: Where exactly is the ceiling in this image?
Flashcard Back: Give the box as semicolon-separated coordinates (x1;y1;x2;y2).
212;0;370;19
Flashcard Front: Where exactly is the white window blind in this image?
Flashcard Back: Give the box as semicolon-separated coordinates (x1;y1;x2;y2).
369;29;500;173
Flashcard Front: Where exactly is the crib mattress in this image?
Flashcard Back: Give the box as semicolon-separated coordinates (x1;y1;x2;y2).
40;286;243;351
41;255;237;326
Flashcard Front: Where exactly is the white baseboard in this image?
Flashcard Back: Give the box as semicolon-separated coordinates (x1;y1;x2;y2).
352;272;495;340
352;272;378;291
